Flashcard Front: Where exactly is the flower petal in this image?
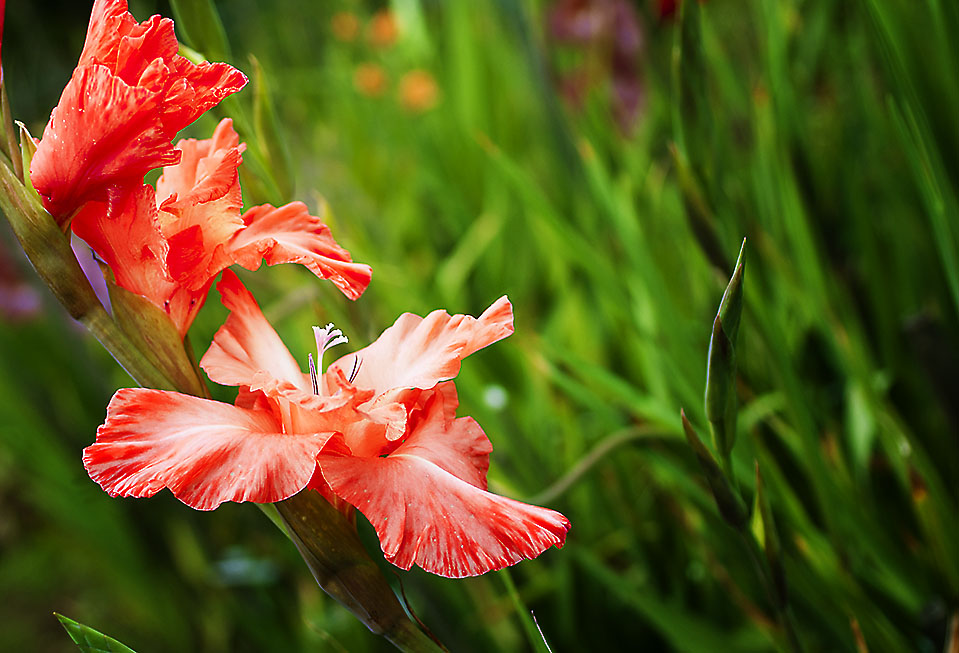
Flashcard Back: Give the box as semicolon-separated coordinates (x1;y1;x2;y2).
316;389;568;577
84;388;332;510
71;184;167;296
328;296;513;396
200;269;307;392
79;0;246;133
71;184;207;336
396;384;490;488
157;119;246;289
80;1;176;78
31;64;176;220
156;118;244;210
31;0;246;221
228;202;372;300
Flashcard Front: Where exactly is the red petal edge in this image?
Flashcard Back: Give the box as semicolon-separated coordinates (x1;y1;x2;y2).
229;202;372;300
83;388;331;510
317;452;569;577
316;390;568;577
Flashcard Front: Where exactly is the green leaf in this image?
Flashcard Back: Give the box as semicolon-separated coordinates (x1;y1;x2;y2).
169;0;231;64
751;463;786;608
681;409;747;530
705;239;745;458
17;121;38;194
717;239;745;343
1;83;23;180
104;274;209;397
55;613;139;653
250;55;294;200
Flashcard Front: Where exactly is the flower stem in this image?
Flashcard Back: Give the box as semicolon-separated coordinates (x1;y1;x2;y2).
276;490;447;653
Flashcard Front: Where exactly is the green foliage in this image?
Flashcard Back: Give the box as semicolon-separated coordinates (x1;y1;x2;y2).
0;0;957;651
56;614;138;653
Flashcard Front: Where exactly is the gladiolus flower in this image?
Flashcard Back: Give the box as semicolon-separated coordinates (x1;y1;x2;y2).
85;271;569;577
30;0;247;223
72;119;371;336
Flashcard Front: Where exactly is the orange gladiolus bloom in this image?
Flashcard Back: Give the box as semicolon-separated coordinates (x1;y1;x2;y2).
72;119;371;336
84;272;569;577
30;0;247;223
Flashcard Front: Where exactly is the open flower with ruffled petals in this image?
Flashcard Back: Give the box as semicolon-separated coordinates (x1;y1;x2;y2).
30;0;247;222
72;119;370;336
313;382;570;577
85;271;569;576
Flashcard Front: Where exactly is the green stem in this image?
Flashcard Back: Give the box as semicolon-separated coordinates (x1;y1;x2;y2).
501;570;552;653
0;82;23;181
530;425;666;505
275;491;447;653
719;447;737;495
741;532;803;653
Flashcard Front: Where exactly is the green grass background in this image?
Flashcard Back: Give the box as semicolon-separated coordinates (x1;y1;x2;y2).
0;0;957;651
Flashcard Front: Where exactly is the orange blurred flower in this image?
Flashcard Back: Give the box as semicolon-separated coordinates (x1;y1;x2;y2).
354;63;387;97
368;9;399;48
331;11;360;42
399;70;439;113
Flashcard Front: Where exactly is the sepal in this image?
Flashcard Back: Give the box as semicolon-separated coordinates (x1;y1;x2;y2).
17;121;37;194
103;270;209;397
56;613;138;653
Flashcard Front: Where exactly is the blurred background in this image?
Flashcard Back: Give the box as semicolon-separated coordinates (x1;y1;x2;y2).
1;0;957;651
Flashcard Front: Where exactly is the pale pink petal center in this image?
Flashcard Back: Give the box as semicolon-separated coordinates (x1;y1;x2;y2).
328;296;513;396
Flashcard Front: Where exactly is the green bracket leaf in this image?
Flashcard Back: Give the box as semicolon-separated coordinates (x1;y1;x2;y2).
17;121;38;194
705;239;745;459
751;463;786;608
104;273;209;396
0;159;181;390
55;613;138;653
682;409;748;530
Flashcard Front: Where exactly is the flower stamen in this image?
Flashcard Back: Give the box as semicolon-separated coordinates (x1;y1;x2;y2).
308;354;319;395
348;356;363;384
312;323;348;394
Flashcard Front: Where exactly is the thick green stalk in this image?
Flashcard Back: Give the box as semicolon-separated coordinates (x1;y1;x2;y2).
0;159;180;390
275;491;446;653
